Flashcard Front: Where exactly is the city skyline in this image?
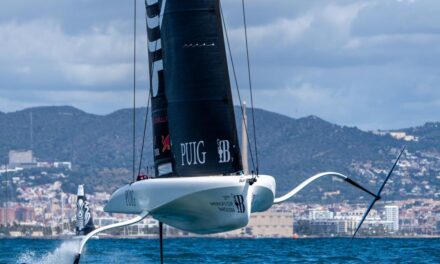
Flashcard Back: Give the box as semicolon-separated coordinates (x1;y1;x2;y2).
1;149;439;238
2;176;438;238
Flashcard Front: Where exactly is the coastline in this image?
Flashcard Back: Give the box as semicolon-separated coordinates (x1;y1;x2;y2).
1;235;439;240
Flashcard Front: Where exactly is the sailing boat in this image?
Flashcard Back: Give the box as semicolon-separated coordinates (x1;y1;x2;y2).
74;185;96;238
73;0;404;263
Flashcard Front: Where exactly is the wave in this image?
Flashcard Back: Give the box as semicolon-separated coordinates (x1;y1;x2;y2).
17;240;80;264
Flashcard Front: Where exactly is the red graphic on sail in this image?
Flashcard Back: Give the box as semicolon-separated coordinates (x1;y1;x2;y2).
161;135;171;153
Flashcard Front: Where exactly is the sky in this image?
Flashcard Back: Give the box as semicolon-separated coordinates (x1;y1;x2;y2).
0;0;439;130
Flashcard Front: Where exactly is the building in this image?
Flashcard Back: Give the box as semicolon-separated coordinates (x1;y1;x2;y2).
224;210;293;237
308;210;334;220
385;205;399;232
15;207;35;223
294;207;401;236
8;150;37;168
248;211;293;237
295;219;342;236
9;150;35;164
0;207;16;225
54;162;72;170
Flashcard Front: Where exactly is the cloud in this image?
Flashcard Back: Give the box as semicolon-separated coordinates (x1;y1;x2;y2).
60;63;132;86
229;15;314;49
13;66;32;75
0;0;439;130
0;19;146;90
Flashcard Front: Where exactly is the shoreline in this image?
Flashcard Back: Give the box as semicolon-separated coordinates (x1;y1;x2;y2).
1;235;439;240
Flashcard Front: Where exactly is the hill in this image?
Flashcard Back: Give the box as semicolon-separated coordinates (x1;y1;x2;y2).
0;106;439;202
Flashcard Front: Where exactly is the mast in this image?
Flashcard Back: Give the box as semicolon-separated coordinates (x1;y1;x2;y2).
146;0;243;177
241;101;249;174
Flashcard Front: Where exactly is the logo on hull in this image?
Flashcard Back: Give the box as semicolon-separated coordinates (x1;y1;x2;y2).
233;195;245;213
125;190;136;207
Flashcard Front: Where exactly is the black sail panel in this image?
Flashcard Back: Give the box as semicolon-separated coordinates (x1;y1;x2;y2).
152;71;173;176
147;0;242;176
146;0;173;176
161;0;242;176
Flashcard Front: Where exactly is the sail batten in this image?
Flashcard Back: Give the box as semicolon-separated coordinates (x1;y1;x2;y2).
147;0;242;177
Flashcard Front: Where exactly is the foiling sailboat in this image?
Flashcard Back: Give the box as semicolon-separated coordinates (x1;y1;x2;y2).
73;185;96;239
73;0;404;263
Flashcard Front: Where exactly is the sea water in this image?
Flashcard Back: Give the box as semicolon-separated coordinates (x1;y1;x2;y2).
1;238;439;263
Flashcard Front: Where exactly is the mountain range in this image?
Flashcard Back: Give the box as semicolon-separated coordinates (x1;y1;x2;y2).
1;106;439;202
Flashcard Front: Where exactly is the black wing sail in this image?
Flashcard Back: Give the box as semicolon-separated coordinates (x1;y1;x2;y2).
146;0;243;177
75;185;95;236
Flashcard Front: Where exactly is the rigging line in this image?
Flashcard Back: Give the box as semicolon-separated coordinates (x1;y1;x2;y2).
241;0;259;175
137;90;151;177
219;2;256;173
132;0;137;182
138;0;162;176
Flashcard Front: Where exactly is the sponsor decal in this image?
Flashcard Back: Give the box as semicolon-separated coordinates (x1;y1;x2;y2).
209;195;235;213
161;134;171;152
180;141;206;166
234;195;246;213
125;190;136;207
217;139;231;163
208;194;246;214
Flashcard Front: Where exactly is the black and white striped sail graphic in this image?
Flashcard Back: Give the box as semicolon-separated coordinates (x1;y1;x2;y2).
75;185;95;236
145;0;242;177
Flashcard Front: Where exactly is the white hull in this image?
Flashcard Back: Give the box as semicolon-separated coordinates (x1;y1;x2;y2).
104;175;276;234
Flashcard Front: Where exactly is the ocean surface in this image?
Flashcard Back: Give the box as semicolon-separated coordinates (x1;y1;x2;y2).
1;238;439;264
